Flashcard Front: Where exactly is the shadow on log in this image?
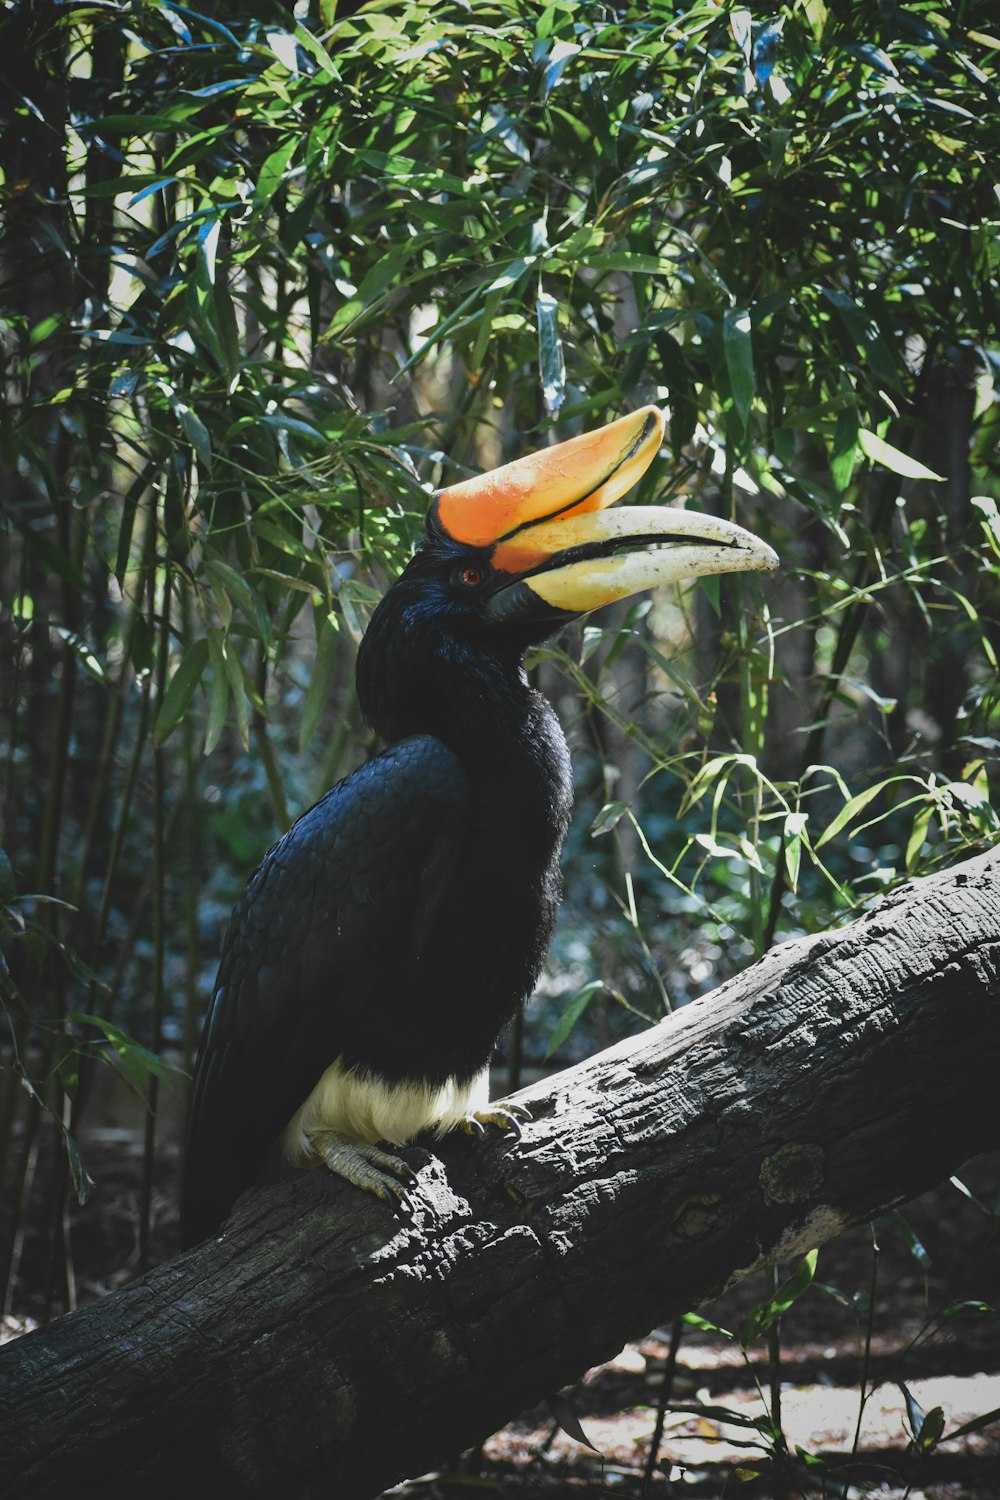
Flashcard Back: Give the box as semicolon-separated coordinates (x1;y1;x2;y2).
4;847;1000;1498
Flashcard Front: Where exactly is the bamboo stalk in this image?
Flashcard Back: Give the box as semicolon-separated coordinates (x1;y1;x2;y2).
139;552;171;1272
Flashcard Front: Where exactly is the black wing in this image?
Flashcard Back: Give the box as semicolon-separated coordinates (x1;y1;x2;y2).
181;734;469;1245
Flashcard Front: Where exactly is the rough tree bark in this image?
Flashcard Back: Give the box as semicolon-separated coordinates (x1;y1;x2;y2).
4;846;999;1498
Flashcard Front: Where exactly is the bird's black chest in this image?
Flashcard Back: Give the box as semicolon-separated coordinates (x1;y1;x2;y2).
349;707;573;1085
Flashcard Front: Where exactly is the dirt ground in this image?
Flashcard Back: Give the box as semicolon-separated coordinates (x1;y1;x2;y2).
3;1137;999;1499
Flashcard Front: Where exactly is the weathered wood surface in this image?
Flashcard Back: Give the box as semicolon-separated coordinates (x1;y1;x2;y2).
3;847;999;1498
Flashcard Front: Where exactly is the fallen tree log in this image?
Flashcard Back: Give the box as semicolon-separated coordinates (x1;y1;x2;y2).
3;845;1000;1498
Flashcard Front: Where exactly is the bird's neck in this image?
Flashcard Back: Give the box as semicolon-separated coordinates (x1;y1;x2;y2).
357;622;571;819
367;639;544;759
405;655;575;883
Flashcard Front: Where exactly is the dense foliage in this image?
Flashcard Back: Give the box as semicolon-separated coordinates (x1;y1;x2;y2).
1;0;998;1427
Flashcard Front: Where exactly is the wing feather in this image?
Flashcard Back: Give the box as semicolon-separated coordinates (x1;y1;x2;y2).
181;735;468;1244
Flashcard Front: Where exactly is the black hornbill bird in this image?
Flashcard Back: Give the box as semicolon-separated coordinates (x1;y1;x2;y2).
181;407;777;1246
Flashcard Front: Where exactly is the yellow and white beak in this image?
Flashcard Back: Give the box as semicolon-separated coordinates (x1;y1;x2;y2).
430;406;778;624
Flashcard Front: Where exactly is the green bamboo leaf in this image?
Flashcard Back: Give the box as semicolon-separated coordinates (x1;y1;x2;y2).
397;288;489;375
166;391;212;469
88;112;192;134
899;1382;926;1443
204;629;231;756
876;1209;933;1269
830;404;859;492
695;831;734;860
821;289;901;389
115;461;158;585
70;1012;185;1094
254;567;322;594
683;1311;735;1339
489;256;538;293
723;307;755;427
220;638;249;750
478;108;530;162
254;137;297;206
400;254;536;373
17;1070;96;1202
127;176;178;208
29;313;63;346
205;558;272;644
591;801;628;837
656;1402;775;1432
845;41;898;77
743;1250;819;1345
972;494;1000;560
917;1405;946;1451
64;1130;95;1205
352;148;467;196
858;429;945;482
536;291;565;417
547;1391;601;1455
471;286;503;370
214;275;240;392
82;172;164;198
292;20;338;76
253;518;322;564
545;982;604;1059
730;9;753;63
325;243;418;337
266;30;300;74
813;1280;858;1311
258;413;327;443
814;778;897;848
337;579;382;645
943;1405;1000;1443
905;802;933;870
540;39;580;98
679;754;740;816
187;214;235;386
56;1031;80;1096
154;637;209;744
194;215;220;299
583;251;663;273
737;835;764;872
53;628;109;683
299;611;339;752
783;810;808;892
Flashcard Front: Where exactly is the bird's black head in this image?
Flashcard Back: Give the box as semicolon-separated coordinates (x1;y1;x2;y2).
355;526;533;746
355;407;777;744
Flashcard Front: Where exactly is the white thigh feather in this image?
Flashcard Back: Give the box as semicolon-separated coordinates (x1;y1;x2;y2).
280;1059;490;1167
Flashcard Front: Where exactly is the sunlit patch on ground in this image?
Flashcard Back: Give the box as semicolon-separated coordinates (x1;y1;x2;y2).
388;1357;1000;1499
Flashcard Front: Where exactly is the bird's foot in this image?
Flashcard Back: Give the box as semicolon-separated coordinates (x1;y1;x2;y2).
307;1129;417;1202
458;1101;532;1140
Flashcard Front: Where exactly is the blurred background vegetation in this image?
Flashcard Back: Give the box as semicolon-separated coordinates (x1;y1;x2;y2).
1;0;998;1369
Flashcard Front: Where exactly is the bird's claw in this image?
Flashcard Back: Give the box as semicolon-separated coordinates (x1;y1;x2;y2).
460;1103;530;1140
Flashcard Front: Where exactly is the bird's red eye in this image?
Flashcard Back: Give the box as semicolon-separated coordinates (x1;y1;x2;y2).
460;566;484;588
